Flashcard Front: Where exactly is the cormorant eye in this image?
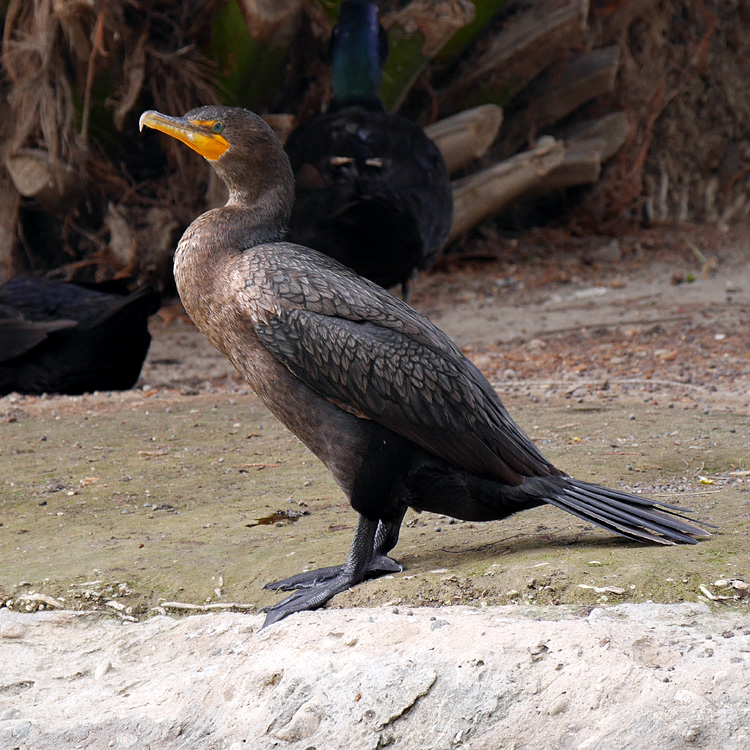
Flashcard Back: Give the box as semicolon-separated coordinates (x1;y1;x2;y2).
212;122;224;134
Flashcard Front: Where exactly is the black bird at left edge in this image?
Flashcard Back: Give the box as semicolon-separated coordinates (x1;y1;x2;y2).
0;277;159;395
139;105;711;627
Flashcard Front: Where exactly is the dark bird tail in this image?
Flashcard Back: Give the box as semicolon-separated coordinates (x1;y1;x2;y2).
530;476;712;545
408;464;712;545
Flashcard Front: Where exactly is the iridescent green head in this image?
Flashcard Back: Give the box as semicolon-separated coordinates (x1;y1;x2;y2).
330;0;388;110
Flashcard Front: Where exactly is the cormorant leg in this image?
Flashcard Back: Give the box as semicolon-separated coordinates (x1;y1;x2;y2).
264;506;407;591
262;514;378;627
368;505;407;575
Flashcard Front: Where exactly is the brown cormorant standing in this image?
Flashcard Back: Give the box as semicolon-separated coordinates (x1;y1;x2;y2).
140;105;710;626
0;277;158;395
284;0;453;297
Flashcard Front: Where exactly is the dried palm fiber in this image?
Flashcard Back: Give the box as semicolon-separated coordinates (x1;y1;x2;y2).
2;0;219;279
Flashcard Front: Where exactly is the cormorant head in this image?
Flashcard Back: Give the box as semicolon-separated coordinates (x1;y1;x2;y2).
330;0;388;111
139;105;294;223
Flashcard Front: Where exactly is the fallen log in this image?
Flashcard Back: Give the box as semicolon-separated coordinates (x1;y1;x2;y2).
564;110;630;162
518;111;630;197
424;104;503;173
447;136;565;243
443;0;589;112
4;149;79;214
526;139;603;194
500;45;620;156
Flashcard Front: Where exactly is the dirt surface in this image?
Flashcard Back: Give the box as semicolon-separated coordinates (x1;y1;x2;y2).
0;225;749;746
1;223;749;618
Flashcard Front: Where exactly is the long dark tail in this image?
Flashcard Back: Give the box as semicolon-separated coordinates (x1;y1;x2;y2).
407;462;713;544
540;476;712;545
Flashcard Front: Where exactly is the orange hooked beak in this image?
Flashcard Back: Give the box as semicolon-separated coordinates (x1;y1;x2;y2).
139;110;229;161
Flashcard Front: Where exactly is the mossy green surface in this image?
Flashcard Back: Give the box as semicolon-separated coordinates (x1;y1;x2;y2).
1;391;747;617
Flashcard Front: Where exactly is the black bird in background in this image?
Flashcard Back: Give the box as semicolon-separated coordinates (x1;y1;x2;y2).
284;0;453;298
139;105;710;627
0;277;159;395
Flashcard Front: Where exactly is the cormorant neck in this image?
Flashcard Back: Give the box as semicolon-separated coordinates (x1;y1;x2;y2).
174;137;294;307
217;138;295;244
331;1;386;110
224;181;291;244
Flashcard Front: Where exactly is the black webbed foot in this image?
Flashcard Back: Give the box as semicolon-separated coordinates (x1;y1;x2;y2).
262;569;368;627
262;513;406;627
263;553;402;592
263;565;342;592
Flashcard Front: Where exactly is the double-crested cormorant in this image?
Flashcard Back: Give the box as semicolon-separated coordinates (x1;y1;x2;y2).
0;277;159;395
284;0;453;297
140;105;710;627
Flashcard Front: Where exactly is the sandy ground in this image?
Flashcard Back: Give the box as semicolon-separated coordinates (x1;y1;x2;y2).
1;224;749;747
143;223;750;411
